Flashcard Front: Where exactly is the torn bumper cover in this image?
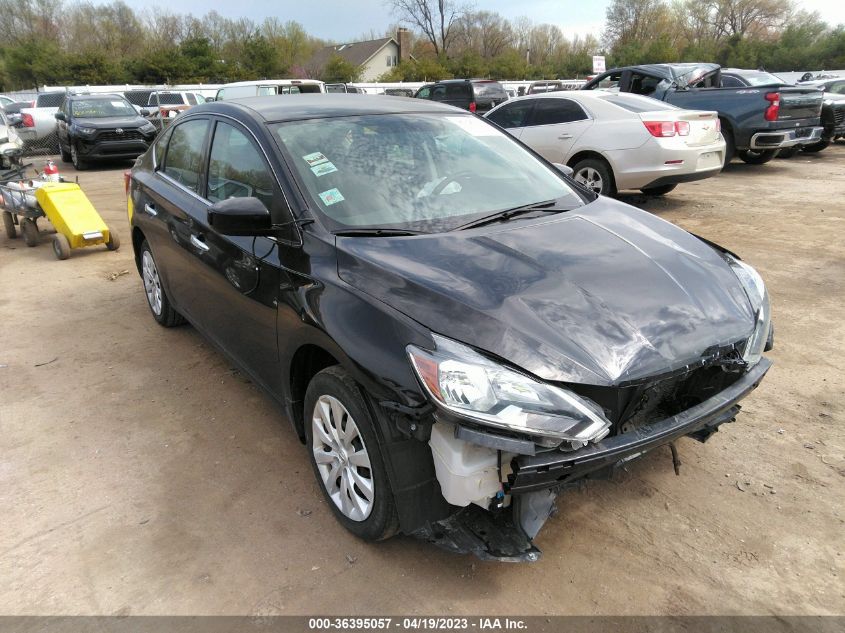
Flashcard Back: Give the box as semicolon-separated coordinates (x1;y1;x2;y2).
416;357;771;562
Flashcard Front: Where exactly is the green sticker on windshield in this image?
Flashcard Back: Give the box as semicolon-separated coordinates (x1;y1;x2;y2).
311;161;338;177
303;152;328;167
318;188;345;206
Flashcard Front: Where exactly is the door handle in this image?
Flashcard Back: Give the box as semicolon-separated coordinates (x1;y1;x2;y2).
190;234;210;252
144;203;157;216
558;134;573;140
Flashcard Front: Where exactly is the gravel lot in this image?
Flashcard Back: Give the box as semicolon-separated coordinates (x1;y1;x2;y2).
1;148;843;616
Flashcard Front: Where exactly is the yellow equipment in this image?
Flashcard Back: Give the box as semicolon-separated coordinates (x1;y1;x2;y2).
34;182;119;260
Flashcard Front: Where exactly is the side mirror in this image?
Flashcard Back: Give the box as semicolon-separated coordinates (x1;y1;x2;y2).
553;163;574;177
54;112;66;121
139;108;150;117
207;196;272;236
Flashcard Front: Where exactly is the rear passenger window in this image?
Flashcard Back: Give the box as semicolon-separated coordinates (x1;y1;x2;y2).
720;76;744;88
163;119;210;193
445;84;470;99
154;126;173;167
529;99;588;126
258;86;277;96
207;121;291;227
186;93;197;105
486;101;534;129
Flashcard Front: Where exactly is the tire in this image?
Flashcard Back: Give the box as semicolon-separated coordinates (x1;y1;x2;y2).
60;143;71;163
737;149;776;165
801;139;830;153
721;125;735;167
640;184;677;196
70;143;87;170
3;211;16;239
21;218;39;247
304;365;399;542
105;225;120;251
140;240;185;327
52;234;70;260
571;157;616;196
776;146;800;159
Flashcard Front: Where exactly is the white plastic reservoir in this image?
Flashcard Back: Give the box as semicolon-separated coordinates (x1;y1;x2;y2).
429;421;502;508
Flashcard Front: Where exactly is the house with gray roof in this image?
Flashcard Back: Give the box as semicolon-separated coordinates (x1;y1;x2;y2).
307;28;412;82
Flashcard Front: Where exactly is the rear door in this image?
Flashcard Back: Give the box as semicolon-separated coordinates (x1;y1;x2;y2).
182;118;291;391
484;100;535;140
518;97;593;162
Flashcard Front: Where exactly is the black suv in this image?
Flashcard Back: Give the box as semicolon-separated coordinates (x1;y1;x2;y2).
414;79;507;113
55;94;157;169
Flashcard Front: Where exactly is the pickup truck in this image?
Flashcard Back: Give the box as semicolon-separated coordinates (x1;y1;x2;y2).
16;92;65;151
582;63;824;165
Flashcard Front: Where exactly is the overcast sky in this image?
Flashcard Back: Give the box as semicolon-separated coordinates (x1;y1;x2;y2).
132;1;845;42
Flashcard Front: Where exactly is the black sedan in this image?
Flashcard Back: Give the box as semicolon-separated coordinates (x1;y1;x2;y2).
127;95;772;561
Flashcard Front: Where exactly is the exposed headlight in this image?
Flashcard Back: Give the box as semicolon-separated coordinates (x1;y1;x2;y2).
139;122;156;134
75;126;96;135
407;334;611;446
726;254;771;366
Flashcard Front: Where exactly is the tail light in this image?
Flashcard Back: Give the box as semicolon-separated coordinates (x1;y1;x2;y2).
469;101;477;113
124;170;131;195
764;92;780;121
643;121;690;137
21;113;34;127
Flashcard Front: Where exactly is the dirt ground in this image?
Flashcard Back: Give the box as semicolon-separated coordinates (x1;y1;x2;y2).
1;148;843;617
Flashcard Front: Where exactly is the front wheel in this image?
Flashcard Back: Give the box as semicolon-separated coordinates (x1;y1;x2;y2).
640;184;677;196
60;142;72;163
2;212;16;239
304;366;399;541
737;149;776;165
571;158;616;196
70;143;87;170
140;240;186;327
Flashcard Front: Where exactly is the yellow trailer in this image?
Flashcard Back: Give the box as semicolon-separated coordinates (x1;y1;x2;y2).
34;182;119;260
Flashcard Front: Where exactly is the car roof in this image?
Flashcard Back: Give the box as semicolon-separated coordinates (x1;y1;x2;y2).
188;94;465;121
219;79;324;88
68;93;125;100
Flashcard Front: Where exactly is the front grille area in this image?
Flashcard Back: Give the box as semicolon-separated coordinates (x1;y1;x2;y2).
98;130;145;142
834;106;845;126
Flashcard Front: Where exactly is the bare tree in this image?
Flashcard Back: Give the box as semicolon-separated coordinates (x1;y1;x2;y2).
707;0;793;38
390;0;469;56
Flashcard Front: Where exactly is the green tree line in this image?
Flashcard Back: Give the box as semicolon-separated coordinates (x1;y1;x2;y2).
1;0;844;91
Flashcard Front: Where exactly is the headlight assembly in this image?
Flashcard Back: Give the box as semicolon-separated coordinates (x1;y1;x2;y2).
726;255;771;366
139;122;156;134
75;126;96;135
407;334;611;446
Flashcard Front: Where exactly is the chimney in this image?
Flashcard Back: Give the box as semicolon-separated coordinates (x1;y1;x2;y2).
398;27;411;61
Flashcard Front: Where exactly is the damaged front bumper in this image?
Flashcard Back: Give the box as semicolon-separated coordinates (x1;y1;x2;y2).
415;357;772;562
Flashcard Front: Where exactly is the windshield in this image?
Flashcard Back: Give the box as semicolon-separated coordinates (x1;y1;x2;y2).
71;99;136;118
738;71;784;86
272;113;582;233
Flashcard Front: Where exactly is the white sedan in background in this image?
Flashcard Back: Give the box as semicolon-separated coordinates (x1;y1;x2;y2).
484;91;726;196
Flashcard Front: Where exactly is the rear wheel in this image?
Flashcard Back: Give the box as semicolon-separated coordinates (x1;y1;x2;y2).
801;139;830;153
21;218;39;247
737;149;776;165
105;225;120;251
304;366;399;541
721;125;735;167
2;211;16;239
571;158;616;196
640;184;677;196
140;240;185;327
52;234;70;260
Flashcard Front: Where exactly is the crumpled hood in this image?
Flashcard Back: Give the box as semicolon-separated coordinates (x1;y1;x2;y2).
337;198;756;386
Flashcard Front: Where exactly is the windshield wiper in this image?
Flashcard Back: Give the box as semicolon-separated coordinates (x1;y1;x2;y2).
332;228;428;237
453;200;564;231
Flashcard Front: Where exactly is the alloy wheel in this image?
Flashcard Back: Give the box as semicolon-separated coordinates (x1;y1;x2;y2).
311;394;374;521
142;250;163;316
574;166;604;194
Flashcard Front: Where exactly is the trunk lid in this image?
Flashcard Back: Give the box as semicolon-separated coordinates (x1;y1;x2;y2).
776;87;823;121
